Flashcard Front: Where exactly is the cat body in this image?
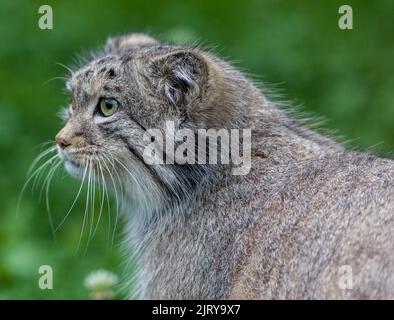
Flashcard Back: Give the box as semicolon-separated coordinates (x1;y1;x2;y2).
136;150;394;299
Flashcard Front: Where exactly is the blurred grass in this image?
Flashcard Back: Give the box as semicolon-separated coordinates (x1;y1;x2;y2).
0;0;394;299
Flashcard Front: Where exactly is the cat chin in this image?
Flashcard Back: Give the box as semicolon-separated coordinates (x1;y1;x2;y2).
64;159;85;179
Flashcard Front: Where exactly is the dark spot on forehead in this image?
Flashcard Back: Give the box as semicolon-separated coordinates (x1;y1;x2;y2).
98;67;107;74
102;85;121;93
84;69;92;77
121;54;132;65
107;69;115;78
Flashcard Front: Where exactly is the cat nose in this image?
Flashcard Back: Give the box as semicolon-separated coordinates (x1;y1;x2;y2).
55;135;71;149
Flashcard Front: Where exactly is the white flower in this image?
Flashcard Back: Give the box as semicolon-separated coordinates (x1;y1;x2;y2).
84;269;118;292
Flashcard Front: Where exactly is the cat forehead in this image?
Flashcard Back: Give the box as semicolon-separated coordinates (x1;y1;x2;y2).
66;56;122;91
65;45;184;92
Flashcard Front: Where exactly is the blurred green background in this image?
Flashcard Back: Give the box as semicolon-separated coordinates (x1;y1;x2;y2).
1;0;393;299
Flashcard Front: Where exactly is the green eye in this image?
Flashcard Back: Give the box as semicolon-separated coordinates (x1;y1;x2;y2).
99;98;119;117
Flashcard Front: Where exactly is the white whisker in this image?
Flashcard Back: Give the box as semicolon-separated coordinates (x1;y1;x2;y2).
77;159;92;253
91;156;106;242
44;159;62;241
100;152;122;246
17;153;59;215
55;160;89;232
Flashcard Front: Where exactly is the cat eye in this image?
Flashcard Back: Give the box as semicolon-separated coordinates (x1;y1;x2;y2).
98;98;119;117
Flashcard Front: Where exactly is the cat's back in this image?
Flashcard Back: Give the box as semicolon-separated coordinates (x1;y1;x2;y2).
229;150;394;299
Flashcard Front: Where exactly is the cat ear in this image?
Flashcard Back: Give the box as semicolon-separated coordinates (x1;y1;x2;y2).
105;33;159;52
150;50;210;112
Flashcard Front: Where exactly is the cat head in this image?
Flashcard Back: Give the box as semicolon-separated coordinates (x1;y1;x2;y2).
56;33;244;211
